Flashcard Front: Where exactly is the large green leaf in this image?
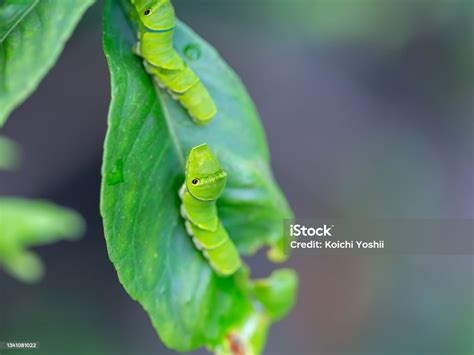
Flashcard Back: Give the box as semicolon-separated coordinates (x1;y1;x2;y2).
0;0;95;126
0;198;85;283
101;0;292;351
0;0;39;42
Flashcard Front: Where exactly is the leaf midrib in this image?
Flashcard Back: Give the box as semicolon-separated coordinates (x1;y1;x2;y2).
0;0;39;43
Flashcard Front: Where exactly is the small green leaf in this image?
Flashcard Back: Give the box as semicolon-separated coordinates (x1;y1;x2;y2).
0;0;95;126
0;135;20;170
0;198;85;283
101;0;293;351
252;268;298;321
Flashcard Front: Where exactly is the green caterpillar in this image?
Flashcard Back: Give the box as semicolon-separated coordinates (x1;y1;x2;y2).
179;144;241;276
131;0;217;125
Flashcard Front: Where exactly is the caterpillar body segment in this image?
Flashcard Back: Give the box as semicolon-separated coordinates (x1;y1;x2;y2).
181;188;218;231
177;82;216;122
179;144;241;276
185;221;228;250
205;239;242;276
131;0;217;125
186;221;241;275
140;32;184;70
145;65;199;93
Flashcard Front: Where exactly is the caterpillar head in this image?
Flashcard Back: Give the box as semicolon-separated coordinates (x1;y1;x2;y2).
133;0;175;30
186;144;227;201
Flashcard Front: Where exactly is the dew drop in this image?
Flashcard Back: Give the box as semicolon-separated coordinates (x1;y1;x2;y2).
183;43;201;61
106;158;125;186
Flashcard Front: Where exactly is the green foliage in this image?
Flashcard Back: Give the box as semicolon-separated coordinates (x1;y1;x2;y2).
0;135;20;170
252;268;298;321
0;138;85;283
101;0;295;351
0;0;95;126
0;198;85;283
0;0;39;42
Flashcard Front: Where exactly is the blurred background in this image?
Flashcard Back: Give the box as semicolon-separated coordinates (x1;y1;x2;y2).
0;0;472;354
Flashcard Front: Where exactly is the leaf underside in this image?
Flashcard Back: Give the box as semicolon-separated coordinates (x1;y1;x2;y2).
101;0;292;351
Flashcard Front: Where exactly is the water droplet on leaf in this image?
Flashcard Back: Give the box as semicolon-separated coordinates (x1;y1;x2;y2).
106;159;125;186
183;44;201;61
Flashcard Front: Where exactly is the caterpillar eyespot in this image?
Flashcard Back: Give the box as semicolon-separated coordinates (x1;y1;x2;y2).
179;144;241;276
131;0;217;125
